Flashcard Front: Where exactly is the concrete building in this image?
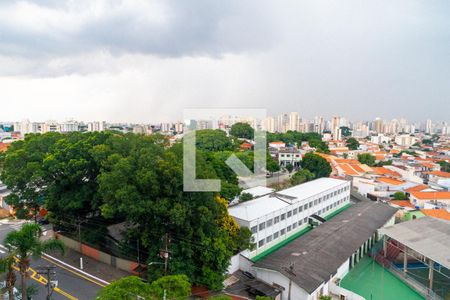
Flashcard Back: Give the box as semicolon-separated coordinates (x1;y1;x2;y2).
251;200;397;300
87;121;106;132
228;178;352;258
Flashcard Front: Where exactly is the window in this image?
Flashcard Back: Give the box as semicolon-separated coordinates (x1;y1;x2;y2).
293;222;297;229
318;197;322;203
299;206;303;212
303;204;308;210
280;229;286;235
281;213;286;220
314;200;317;205
309;202;313;208
259;223;265;231
273;232;279;239
266;219;273;227
287;211;292;218
298;220;303;226
266;236;272;243
293;208;298;215
251;226;257;234
287;225;292;232
304;217;308;223
258;239;265;247
274;216;280;224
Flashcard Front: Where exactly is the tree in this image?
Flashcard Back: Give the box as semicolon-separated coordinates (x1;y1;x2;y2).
346;138;359;150
340;126;352;137
393;192;407;200
256;297;273;300
98;142;251;289
96;276;154;300
239;193;253;202
290;169;315;186
229;123;254;140
285;163;294;173
319;296;332;300
149;274;191;299
357;153;376;166
195;130;234;152
0;253;17;300
301;153;332;178
437;161;450;172
4;223;65;300
0;132;65;221
209;296;232;300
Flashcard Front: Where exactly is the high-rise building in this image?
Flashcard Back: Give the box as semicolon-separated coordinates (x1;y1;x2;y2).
374;117;383;134
426;119;433;134
87;121;106;132
331;116;340;134
288;112;300;131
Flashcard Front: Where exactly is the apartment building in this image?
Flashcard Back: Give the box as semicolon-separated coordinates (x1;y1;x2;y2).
228;178;351;258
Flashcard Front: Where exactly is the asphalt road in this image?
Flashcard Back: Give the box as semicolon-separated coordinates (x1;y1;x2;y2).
0;220;104;300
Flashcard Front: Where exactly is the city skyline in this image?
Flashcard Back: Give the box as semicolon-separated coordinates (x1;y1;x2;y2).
1;1;450;122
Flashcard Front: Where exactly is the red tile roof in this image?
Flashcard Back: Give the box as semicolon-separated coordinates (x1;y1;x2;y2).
420;209;450;221
410;191;450;200
390;200;415;209
427;171;450;178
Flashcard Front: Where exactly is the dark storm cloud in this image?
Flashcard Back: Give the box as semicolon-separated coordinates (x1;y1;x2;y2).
0;0;277;58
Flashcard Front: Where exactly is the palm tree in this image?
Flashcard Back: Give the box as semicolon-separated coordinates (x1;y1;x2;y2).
4;223;65;300
0;253;17;300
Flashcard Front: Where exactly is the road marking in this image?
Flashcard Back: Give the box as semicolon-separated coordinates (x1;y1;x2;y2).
41;256;107;288
0;244;8;250
12;264;79;300
0;249;5;254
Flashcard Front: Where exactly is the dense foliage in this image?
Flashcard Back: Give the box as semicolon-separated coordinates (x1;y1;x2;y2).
300;153;332;178
290;169;315;185
229;122;254;140
97;275;191;300
437;160;450;172
346;137;359;150
267;131;329;153
0;131;252;289
357;153;376;166
393;192;407;200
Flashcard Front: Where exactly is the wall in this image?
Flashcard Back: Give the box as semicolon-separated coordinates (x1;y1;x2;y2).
57;234;137;274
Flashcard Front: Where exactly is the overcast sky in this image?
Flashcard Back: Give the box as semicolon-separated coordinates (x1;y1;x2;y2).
0;0;449;123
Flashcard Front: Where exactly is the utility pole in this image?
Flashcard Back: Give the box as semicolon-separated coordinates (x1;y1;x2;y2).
77;219;86;269
283;264;296;300
161;233;170;275
36;266;57;300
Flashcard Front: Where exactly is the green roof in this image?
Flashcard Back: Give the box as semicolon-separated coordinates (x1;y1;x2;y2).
341;256;424;300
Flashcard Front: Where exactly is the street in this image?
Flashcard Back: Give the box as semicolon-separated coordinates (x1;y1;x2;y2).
0;220;104;300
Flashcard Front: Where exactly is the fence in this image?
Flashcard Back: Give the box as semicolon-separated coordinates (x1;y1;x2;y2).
57;233;140;274
370;239;443;300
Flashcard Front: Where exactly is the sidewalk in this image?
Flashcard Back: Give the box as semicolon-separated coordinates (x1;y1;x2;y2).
49;247;131;283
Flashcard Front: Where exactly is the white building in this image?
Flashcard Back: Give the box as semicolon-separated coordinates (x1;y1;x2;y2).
250;201;397;300
87;121;106;132
394;134;417;147
228;178;351;258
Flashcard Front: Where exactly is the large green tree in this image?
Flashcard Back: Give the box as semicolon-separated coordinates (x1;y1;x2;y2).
290;169;315;186
195;130;234;152
301;153;332;178
346;138;359;150
357;153;376;166
4;223;64;300
229;123;254;140
98;141;250;289
97;275;191;300
0;132;64;220
0;253;16;300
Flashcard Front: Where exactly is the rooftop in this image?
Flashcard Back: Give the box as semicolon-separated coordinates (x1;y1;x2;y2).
428;170;450;178
229;178;348;221
253;201;397;294
410;191;450;200
420;208;450;221
379;217;450;270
